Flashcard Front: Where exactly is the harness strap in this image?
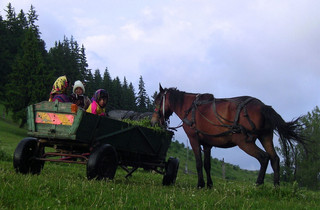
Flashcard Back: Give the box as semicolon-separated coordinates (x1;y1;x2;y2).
243;103;256;131
183;94;215;126
183;95;257;138
233;97;254;126
212;98;229;125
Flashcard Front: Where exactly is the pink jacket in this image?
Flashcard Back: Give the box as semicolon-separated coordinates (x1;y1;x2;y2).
86;101;106;116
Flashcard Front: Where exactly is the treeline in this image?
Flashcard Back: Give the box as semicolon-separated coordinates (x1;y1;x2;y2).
277;107;320;190
0;3;155;126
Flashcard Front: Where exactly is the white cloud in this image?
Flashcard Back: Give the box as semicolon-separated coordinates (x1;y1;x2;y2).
82;34;117;52
121;23;145;41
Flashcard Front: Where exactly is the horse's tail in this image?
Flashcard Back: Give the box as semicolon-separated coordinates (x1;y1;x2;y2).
261;105;308;152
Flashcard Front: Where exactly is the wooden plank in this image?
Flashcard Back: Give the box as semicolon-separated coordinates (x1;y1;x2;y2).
27;131;76;140
69;109;84;135
27;104;35;132
33;101;73;113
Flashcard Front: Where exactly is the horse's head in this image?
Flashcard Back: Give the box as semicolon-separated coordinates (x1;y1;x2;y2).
151;84;173;127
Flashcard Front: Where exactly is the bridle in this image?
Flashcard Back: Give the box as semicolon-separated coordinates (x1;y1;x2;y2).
154;91;167;123
161;91;167;118
154;91;183;130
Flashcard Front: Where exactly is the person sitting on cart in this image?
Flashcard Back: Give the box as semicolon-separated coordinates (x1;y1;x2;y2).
49;75;71;102
86;89;108;116
70;80;91;110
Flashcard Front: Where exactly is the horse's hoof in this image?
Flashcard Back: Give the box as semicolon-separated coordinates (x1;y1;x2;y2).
197;183;205;189
207;184;213;189
274;182;280;188
197;179;205;189
255;182;264;187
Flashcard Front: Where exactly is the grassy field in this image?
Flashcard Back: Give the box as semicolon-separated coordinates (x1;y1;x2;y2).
1;118;320;209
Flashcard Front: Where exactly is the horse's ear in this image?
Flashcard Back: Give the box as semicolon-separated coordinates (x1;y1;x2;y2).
159;83;164;92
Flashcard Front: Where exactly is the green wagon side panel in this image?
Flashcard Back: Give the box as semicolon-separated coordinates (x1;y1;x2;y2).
93;117;173;159
32;101;74;113
27;101;82;140
26;101;173;160
75;112;102;143
75;112;173;158
27;105;35;132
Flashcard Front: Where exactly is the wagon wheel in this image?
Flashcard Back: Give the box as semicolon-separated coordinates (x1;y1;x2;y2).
13;137;45;174
87;144;118;180
162;157;179;186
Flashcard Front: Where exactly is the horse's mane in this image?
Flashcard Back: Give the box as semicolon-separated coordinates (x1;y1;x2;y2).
166;87;198;109
164;88;184;109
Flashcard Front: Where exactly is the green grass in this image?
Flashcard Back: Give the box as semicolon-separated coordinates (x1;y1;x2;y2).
122;117;164;132
1;161;319;209
0;120;27;161
1;119;319;209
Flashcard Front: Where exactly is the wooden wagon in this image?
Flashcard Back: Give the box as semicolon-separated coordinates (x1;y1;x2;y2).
13;101;179;185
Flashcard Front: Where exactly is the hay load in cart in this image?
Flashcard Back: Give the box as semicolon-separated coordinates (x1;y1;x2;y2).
13;101;179;185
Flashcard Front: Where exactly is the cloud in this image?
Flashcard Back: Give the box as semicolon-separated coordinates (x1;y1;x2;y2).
121;23;145;41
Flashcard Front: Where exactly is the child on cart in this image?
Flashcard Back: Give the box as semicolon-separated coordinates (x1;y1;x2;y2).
86;89;108;116
49;76;71;102
70;80;91;110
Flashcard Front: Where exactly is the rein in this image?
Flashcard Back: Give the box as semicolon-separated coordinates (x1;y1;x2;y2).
167;121;183;131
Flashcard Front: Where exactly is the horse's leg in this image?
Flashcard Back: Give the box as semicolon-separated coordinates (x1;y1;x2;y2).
203;145;213;188
259;133;280;186
236;140;270;185
189;137;205;188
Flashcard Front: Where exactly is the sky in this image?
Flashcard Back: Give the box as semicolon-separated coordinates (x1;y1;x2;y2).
1;0;320;173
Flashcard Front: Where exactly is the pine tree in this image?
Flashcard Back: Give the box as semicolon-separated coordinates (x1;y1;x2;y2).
27;5;39;36
152;91;158;103
4;3;17;31
79;45;89;82
121;77;136;110
5;28;52;126
17;9;28;30
110;77;122;110
93;69;103;88
3;4;52;126
137;76;148;112
146;96;153;112
121;77;129;109
0;4;24;102
48;40;65;77
128;82;137;110
48;36;85;84
85;70;94;98
150;92;158;111
69;36;81;82
0;14;9;100
102;67;112;93
5;4;26;54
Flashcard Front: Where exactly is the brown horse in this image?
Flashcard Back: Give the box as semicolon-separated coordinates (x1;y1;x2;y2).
151;85;307;188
